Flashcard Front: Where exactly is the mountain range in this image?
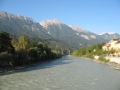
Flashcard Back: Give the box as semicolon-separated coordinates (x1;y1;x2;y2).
0;11;120;51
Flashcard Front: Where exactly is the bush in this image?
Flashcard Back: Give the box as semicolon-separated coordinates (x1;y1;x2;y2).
99;55;109;63
0;52;14;67
28;48;39;62
86;54;94;59
15;49;28;65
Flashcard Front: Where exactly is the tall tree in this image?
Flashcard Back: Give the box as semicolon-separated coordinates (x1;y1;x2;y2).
15;36;30;51
0;31;15;54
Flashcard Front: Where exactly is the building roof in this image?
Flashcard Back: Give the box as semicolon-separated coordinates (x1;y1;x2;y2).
112;38;120;41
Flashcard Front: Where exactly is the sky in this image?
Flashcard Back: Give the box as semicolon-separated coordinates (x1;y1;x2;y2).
0;0;120;34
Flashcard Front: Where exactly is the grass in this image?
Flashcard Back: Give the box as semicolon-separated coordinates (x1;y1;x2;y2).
98;55;109;63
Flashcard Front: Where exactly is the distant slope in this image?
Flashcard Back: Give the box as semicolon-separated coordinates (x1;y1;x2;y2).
40;19;79;39
40;19;90;48
40;19;107;48
99;33;120;41
69;25;107;44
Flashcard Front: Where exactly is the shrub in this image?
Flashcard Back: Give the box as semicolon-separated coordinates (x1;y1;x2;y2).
28;48;39;62
99;55;109;63
15;49;28;65
86;54;94;59
0;52;14;67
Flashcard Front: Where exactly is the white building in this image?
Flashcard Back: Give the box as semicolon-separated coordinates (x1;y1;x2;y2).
102;39;120;51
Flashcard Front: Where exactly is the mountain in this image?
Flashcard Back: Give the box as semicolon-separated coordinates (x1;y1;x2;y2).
40;20;107;48
0;11;120;51
40;19;78;39
99;32;120;41
69;25;106;44
40;19;89;48
0;11;72;52
0;11;51;38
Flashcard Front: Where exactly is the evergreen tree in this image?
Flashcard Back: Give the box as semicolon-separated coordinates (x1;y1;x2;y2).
0;31;15;54
0;31;15;66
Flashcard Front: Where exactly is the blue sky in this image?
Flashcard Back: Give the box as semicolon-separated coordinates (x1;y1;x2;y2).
0;0;120;34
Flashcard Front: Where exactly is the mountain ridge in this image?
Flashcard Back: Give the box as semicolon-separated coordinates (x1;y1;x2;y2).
40;19;109;47
0;11;52;38
0;11;120;50
99;33;120;40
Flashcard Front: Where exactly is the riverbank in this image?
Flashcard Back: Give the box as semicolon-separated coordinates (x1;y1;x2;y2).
0;62;43;73
72;55;120;70
105;56;120;64
0;58;61;74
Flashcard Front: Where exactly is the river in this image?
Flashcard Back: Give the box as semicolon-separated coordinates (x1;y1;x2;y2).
0;56;120;90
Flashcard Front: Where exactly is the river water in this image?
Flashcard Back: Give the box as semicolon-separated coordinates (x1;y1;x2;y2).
0;56;120;90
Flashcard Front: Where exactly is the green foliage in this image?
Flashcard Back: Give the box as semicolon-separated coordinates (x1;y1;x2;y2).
14;36;30;51
88;44;96;53
85;54;94;59
28;48;39;62
0;31;15;67
0;31;15;54
72;50;78;55
0;52;14;67
29;40;37;48
99;55;109;63
15;49;28;65
109;49;115;54
52;51;62;58
72;42;113;64
0;32;62;67
73;47;87;56
72;43;108;61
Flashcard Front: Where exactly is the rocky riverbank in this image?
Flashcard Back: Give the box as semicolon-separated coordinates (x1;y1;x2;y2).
78;56;120;70
0;62;42;73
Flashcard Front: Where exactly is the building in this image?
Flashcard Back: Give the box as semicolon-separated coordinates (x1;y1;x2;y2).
102;39;120;51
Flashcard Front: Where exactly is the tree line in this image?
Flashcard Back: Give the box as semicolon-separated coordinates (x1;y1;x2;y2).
72;43;116;63
72;43;106;56
0;31;62;67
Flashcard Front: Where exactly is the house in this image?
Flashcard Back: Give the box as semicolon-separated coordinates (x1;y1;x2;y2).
102;38;120;51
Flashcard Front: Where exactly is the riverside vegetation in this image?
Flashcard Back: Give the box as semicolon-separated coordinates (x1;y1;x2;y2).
72;43;116;64
0;31;62;68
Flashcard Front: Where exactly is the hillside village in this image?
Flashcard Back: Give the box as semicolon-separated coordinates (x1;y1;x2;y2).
101;38;120;64
102;38;120;56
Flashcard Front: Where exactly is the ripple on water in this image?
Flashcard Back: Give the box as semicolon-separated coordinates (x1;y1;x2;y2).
0;56;120;90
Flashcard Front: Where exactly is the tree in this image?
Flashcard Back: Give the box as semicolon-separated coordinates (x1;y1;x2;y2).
0;31;15;54
79;47;87;56
15;36;30;51
28;48;39;62
15;49;28;65
0;31;15;67
0;52;14;67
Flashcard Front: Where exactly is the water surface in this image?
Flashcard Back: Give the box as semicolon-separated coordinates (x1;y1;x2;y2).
0;56;120;90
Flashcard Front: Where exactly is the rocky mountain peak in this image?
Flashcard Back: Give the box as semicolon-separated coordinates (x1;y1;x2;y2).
69;25;84;32
69;25;89;34
0;11;35;22
40;19;63;28
99;32;120;40
99;32;115;35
